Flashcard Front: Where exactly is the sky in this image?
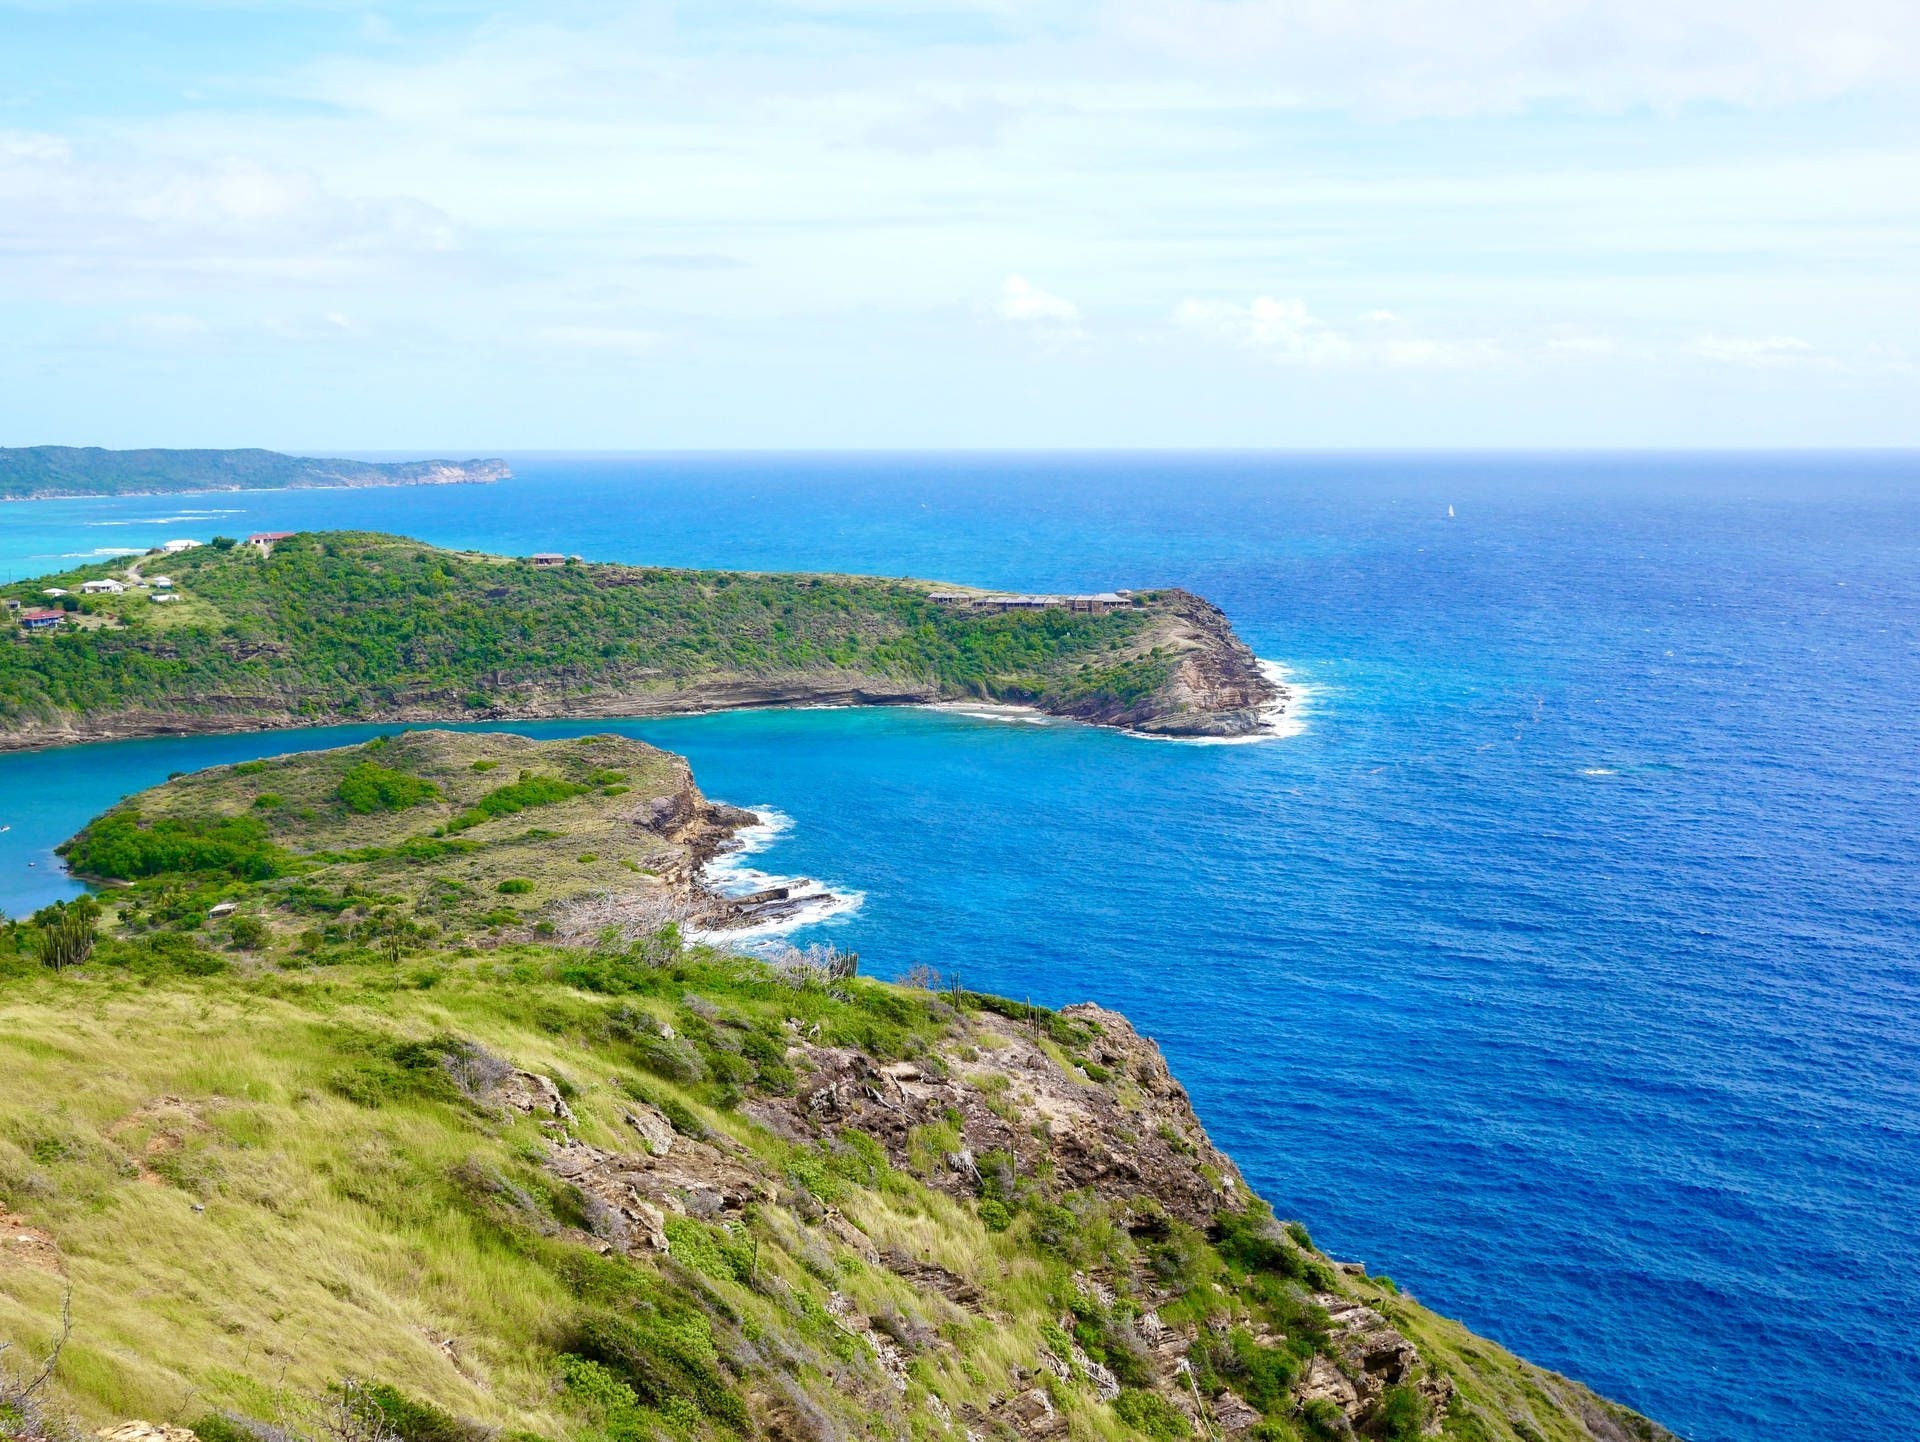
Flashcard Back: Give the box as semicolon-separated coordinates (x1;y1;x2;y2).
1;0;1917;450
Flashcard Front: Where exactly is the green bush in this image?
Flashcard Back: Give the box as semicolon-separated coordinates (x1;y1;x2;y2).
189;1415;257;1442
558;1354;645;1437
978;1198;1013;1232
227;914;271;951
564;1308;745;1429
343;1380;475;1442
448;774;590;832
63;811;286;881
1113;1388;1191;1440
337;761;441;814
664;1215;754;1283
497;878;534;894
1300;1398;1346;1439
1373;1385;1429;1441
1222;1329;1300;1412
1212;1206;1306;1280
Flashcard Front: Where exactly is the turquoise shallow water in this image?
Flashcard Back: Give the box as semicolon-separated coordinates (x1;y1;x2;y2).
3;454;1918;1440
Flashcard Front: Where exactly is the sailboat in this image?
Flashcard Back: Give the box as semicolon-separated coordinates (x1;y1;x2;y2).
1447;504;1455;518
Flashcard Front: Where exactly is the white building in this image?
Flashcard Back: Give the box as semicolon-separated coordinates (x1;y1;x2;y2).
161;539;200;554
42;587;68;598
149;576;174;588
151;592;180;604
80;579;126;595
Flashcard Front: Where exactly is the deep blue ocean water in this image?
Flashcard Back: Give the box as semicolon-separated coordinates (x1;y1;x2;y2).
3;454;1917;1441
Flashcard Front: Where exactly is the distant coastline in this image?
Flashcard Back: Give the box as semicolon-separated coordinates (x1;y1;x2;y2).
0;446;510;501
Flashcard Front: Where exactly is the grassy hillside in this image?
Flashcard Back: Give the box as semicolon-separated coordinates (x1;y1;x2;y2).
56;731;749;951
0;737;1674;1442
0;532;1272;744
0;449;506;501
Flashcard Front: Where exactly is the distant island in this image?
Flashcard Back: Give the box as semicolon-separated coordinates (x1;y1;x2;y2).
0;446;510;501
0;531;1284;747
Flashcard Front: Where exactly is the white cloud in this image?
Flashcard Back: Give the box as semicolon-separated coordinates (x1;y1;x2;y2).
1114;0;1920;114
998;274;1079;323
1175;297;1500;369
0;142;462;300
1688;334;1833;368
0;131;71;162
3;0;1918;443
125;312;211;342
1546;335;1623;357
537;325;662;356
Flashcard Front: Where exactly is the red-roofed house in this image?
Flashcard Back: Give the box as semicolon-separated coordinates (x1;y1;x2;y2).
247;531;296;554
19;609;64;632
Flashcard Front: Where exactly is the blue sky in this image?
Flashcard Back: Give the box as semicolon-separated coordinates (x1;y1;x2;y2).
1;0;1916;449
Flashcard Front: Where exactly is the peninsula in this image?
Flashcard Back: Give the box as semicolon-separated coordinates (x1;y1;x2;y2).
0;731;1674;1442
0;447;509;501
0;531;1281;748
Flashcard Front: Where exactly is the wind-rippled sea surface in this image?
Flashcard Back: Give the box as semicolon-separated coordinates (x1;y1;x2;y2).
3;454;1917;1441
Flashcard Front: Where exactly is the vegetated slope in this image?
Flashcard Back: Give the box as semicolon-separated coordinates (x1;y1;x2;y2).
59;731;812;944
0;738;1673;1442
0;532;1278;745
0;448;508;500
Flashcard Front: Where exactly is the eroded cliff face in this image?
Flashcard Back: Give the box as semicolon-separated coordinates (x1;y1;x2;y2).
522;999;1673;1442
1051;590;1283;737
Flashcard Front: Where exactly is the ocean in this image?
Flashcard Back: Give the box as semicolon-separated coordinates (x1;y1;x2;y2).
2;453;1917;1441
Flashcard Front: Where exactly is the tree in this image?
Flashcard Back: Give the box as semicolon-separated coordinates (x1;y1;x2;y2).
228;914;272;952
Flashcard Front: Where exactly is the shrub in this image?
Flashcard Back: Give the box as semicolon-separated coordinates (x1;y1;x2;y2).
978;1198;1013;1232
558;1355;643;1435
1113;1389;1190;1440
1221;1329;1300;1412
1212;1206;1306;1280
189;1415;257;1442
564;1309;745;1429
227;914;271;952
497;879;534;894
63;811;286;881
1300;1398;1346;1439
343;1380;476;1442
665;1215;754;1283
447;774;589;831
337;761;441;814
1373;1385;1428;1442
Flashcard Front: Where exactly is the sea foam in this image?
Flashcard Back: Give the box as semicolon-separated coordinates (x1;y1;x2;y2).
692;806;864;942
